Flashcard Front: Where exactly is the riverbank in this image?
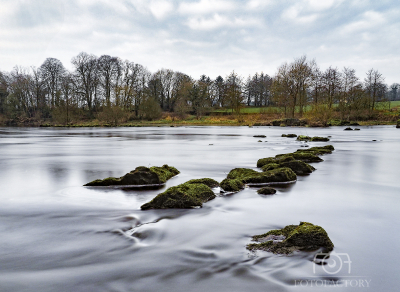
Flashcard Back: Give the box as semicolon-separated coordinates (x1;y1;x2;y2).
1;115;398;128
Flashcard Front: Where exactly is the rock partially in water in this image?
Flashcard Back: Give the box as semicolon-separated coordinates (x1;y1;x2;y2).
141;179;216;210
247;222;334;254
227;167;297;185
276;152;324;163
282;134;297;138
220;178;245;192
296;135;311;141
186;178;220;188
396;120;400;128
354;128;360;131
310;136;330;142
295;145;335;156
260;158;315;175
253;135;267;138
344;127;353;131
257;155;295;168
257;187;277;195
84;165;180;186
297;135;330;142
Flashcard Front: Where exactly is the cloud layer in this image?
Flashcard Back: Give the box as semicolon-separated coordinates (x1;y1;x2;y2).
0;0;399;83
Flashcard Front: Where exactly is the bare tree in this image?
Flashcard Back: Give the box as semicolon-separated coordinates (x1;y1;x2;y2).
39;58;65;108
364;69;385;111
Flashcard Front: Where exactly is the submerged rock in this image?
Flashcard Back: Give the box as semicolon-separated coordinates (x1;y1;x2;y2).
141;179;216;210
84;165;179;186
227;167;297;185
220;178;245;192
282;134;297;138
257;187;277;195
247;222;334;254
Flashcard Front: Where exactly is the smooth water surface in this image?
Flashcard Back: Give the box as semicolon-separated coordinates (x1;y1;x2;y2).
0;126;399;292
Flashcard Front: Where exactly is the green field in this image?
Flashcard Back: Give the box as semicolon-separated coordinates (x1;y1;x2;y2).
214;101;400;114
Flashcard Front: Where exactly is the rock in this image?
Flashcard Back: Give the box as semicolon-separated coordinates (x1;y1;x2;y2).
396;120;400;128
247;222;334;254
141;180;216;210
276;152;324;163
84;165;180;187
220;178;245;192
296;135;311;141
297;135;329;142
257;156;295;168
227;167;297;185
185;178;220;188
282;134;297;138
310;136;330;142
344;127;353;131
268;160;315;175
257;187;277;195
354;128;360;131
258;140;262;142
253;135;267;138
295;145;334;155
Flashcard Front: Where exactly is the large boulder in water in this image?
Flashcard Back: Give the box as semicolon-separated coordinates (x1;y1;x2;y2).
247;222;334;254
141;179;216;210
84;165;179;186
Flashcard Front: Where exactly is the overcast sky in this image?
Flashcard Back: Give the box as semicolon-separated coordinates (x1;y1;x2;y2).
0;0;399;83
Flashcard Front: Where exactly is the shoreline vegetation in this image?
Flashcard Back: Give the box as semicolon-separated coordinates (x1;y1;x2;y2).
1;53;399;128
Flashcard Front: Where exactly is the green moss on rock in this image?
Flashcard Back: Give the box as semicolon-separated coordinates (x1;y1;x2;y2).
257;156;295;168
247;222;334;254
84;164;179;186
282;134;297;138
310;136;330;142
141;181;216;210
227;167;297;185
220;178;245;192
257;187;277;195
276;153;323;163
186;178;220;188
297;135;311;141
295;145;334;156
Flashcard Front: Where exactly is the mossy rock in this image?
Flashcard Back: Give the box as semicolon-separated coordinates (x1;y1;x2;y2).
295;145;334;156
257;155;295;168
282;134;297;138
247;222;334;254
276;153;323;163
141;181;216;210
227;167;296;185
84;165;179;186
186;178;220;188
257;187;277;195
220;178;245;192
310;136;330;142
261;159;314;175
297;135;311;141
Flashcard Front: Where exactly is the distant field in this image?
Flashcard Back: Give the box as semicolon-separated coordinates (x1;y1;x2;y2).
214;101;400;114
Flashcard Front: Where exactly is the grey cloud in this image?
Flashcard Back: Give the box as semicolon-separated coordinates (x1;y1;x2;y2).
0;0;399;83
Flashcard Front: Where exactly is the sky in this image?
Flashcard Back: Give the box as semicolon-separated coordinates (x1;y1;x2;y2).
0;0;399;84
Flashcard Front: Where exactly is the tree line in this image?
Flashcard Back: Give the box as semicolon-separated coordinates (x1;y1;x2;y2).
0;53;398;124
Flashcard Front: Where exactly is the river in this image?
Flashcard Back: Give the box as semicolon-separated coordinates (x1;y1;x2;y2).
0;126;398;292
